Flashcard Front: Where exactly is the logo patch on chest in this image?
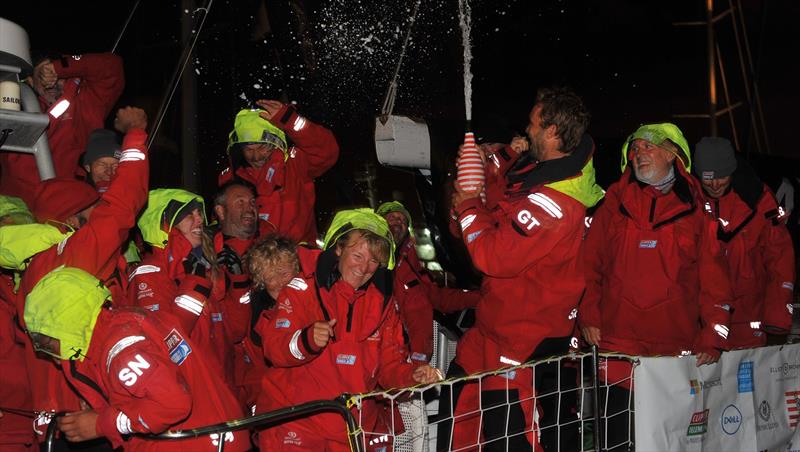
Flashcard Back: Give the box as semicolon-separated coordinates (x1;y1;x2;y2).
336;354;357;365
164;328;192;366
639;240;657;249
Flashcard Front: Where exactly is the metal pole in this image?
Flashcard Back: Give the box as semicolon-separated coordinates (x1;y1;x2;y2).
707;0;718;137
19;83;55;180
715;43;741;151
592;345;603;451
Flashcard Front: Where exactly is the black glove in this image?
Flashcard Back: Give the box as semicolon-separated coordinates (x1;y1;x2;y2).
183;252;210;278
217;245;244;275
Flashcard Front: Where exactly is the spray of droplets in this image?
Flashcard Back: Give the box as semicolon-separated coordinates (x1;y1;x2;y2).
458;0;473;122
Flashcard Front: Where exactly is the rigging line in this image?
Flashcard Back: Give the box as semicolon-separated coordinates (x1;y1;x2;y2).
380;0;423;117
111;0;142;54
147;0;214;148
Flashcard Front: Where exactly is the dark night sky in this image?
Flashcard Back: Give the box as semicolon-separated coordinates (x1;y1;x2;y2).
3;1;799;251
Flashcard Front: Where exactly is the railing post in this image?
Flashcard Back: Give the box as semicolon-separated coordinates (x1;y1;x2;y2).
592;345;603;451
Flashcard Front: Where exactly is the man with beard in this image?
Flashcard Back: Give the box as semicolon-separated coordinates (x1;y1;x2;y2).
442;87;605;451
211;180;258;282
579;123;733;450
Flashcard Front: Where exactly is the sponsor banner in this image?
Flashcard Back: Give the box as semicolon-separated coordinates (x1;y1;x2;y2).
635;344;800;451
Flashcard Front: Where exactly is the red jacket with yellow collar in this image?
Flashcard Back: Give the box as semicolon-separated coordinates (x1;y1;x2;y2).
218;106;338;244
255;248;416;440
63;308;249;451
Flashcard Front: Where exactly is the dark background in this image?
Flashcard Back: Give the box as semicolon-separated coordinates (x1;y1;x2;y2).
4;0;799;283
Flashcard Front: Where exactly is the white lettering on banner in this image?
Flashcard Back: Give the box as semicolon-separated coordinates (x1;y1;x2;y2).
516;210;541;230
636;344;800;451
118;354;151;386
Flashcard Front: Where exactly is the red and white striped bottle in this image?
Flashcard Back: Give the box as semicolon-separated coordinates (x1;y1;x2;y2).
456;132;486;202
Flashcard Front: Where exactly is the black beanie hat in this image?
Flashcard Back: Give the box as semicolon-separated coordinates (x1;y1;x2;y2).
82;129;121;166
694;137;737;180
162;199;203;229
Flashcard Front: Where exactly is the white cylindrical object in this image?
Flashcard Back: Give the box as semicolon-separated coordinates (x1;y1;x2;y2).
0;17;33;76
0;80;21;111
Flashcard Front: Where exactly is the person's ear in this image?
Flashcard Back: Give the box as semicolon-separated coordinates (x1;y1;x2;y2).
214;205;226;222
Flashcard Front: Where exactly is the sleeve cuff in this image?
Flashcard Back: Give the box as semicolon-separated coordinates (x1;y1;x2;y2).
301;326;323;355
95;407;125;448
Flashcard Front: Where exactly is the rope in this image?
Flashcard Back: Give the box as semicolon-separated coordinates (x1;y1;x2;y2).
111;0;142;54
379;0;424;117
147;0;215;148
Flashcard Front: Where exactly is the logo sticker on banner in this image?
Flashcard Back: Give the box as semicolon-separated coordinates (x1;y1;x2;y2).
721;404;743;435
738;361;754;393
786;390;800;428
687;410;709;435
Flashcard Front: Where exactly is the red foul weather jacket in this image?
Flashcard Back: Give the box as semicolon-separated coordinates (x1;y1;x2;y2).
126;231;237;388
700;163;795;348
218;105;338;244
255;249;417;444
0;53;124;206
579;166;733;357
14;129;149;430
0;275;35;450
451;135;604;374
229;246;321;408
63;308;249;451
393;236;480;363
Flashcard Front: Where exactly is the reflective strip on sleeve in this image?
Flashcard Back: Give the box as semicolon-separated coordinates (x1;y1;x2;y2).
527;192;563;219
459;214;477;232
106;336;146;371
714;324;729;339
499;355;521;366
175;294;203;316
287;278;308;291
119;149;146;162
289;329;305;360
128;265;161;281
116;412;133;435
292;116;307;131
49;99;70;118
